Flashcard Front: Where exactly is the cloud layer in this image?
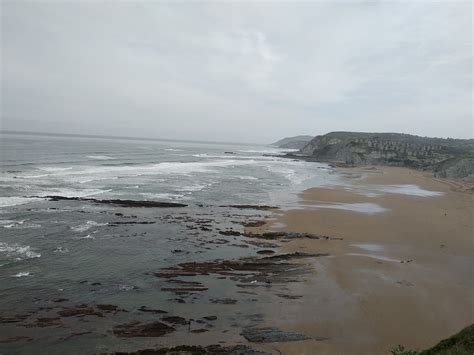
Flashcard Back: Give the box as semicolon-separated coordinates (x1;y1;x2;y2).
1;1;472;143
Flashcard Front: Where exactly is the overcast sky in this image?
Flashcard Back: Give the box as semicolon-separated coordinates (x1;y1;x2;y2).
1;1;472;143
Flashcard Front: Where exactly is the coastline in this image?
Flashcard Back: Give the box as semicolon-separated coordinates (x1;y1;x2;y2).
250;166;473;354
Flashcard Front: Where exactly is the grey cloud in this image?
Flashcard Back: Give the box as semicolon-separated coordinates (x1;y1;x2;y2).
1;1;472;143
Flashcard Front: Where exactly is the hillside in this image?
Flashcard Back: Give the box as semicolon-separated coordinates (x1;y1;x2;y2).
299;132;474;179
272;135;314;149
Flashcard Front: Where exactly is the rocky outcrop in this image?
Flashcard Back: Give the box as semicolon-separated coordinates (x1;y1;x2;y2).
299;132;474;177
433;156;474;181
272;135;313;149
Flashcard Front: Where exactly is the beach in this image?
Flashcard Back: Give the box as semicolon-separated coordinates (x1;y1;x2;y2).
251;166;473;354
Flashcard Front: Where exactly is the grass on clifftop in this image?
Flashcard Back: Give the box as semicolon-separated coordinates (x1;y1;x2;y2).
391;324;474;355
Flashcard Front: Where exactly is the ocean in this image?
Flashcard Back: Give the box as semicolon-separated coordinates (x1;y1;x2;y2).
0;133;337;353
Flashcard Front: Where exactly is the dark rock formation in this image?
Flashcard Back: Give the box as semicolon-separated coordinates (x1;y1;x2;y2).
220;205;278;211
241;327;311;343
110;344;268;354
113;321;175;337
38;196;188;208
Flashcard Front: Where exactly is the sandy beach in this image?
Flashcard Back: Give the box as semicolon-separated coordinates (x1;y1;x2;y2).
252;166;473;355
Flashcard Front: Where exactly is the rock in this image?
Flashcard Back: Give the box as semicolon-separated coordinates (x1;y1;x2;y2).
113;321;175;337
0;336;33;343
256;250;275;255
220;205;279;211
153;254;312;285
138;306;168;314
219;230;242;236
191;328;209;333
38;196;188;208
241;327;311;343
57;307;103;318
0;314;30;323
210;298;237;305
433;156;474;180
52;298;69;303
96;304;127;312
109;344;267;354
24;317;63;328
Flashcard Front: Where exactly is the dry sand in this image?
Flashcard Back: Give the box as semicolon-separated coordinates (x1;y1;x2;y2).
254;166;473;355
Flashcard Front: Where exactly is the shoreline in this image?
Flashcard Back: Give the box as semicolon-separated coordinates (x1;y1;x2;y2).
251;166;473;354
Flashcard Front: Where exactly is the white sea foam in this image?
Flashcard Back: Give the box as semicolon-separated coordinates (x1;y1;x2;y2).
1;219;24;228
53;247;70;253
39;166;73;172
239;148;298;154
0;242;41;261
351;243;384;252
17;160;258;182
13;271;32;278
192;153;277;161
372;184;444;197
234;175;258;181
37;188;110;198
75;234;95;240
141;193;185;200
309;202;388;214
86;155;115;160
347;253;400;263
176;183;211;192
71;220;107;232
265;165;310;185
0;197;33;208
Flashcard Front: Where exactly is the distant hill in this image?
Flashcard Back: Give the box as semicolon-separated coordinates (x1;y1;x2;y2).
299;131;474;180
272;135;314;149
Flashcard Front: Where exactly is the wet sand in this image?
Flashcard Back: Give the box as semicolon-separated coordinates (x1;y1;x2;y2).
254;166;473;354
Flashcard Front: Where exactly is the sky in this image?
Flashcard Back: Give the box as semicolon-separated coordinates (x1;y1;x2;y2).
1;1;472;144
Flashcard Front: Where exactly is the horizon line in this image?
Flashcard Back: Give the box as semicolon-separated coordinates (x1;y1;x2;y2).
0;130;263;147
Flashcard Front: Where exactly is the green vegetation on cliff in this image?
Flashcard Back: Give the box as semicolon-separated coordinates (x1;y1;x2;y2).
391;324;474;355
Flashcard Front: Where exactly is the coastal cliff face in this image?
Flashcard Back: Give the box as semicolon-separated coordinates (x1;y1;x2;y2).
272;135;313;149
300;132;474;179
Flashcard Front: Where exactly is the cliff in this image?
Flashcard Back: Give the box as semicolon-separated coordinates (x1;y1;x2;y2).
299;132;474;179
272;135;313;149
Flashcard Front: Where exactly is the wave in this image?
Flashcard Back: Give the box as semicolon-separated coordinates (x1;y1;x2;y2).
86;155;115;160
0;197;33;208
39;166;74;172
13;271;32;278
74;234;96;240
141;193;186;200
0;242;41;261
239;148;298;154
16;159;259;182
71;220;107;232
37;188;111;198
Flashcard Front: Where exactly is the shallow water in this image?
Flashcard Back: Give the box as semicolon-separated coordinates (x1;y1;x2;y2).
0;134;339;353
